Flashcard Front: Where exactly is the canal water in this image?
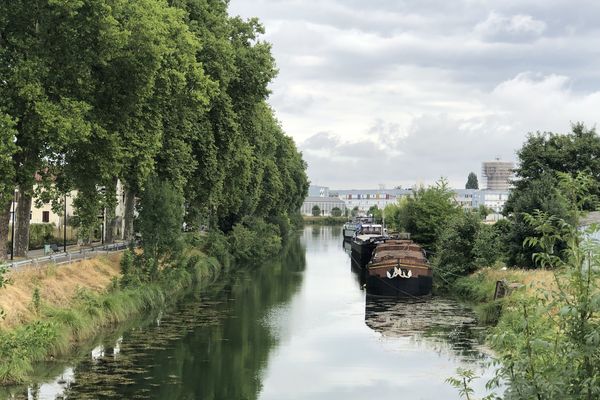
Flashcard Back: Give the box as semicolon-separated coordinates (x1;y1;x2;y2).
5;226;497;399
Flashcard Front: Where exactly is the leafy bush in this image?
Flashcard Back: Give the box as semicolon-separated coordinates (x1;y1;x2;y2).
229;217;281;263
331;207;342;217
28;224;55;249
203;229;231;265
311;205;320;216
433;211;480;285
473;223;504;267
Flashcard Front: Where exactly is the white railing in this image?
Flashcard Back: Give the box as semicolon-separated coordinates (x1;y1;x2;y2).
2;242;130;270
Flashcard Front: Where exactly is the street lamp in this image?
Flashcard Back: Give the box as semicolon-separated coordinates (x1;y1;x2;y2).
63;192;67;253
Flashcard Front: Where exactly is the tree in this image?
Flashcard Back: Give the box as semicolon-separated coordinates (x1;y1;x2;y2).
434;211;481;283
400;178;461;249
465;172;479;189
312;205;321;217
351;206;359;217
331;207;342;217
137;177;184;266
368;205;382;222
0;115;17;260
504;123;600;267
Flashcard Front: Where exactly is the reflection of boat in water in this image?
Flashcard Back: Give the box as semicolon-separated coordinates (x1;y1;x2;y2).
366;240;432;298
364;296;488;360
350;224;387;266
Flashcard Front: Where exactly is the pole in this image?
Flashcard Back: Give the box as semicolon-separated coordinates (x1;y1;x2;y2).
10;189;16;260
63;192;67;253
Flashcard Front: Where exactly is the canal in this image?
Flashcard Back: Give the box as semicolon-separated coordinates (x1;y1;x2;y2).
5;226;496;399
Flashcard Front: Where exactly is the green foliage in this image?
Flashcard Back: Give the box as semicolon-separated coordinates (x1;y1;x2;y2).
351;206;359;217
137;177;184;263
228;217;282;264
203;230;232;266
28;224;55;249
487;213;600;399
368;205;382;221
434;211;481;284
312;205;321;216
465;172;479;189
31;288;41;314
504;173;572;268
331;207;342;217
397;178;461;249
446;368;495;400
504;124;600;267
473;223;505;268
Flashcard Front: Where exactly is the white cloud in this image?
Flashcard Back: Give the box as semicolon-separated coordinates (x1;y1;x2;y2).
475;12;546;42
229;0;600;188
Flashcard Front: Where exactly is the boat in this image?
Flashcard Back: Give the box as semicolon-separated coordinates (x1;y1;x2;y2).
343;217;373;241
350;223;387;267
342;221;359;241
365;239;432;298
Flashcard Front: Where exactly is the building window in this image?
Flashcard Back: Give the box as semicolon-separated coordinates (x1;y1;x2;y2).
42;211;50;223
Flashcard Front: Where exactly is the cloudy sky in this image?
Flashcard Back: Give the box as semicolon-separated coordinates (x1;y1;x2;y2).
228;0;600;189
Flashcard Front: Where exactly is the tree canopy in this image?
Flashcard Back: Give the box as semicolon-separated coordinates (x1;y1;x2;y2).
465;172;479;189
0;0;308;259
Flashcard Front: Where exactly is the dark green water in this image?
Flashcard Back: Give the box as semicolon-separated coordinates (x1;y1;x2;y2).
4;226;496;399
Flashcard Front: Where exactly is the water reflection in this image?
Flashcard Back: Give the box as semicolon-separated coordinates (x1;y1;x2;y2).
365;297;489;362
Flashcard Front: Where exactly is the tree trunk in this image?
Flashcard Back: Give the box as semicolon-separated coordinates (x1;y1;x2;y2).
14;187;32;257
105;206;117;244
105;179;119;244
123;188;135;241
0;199;12;261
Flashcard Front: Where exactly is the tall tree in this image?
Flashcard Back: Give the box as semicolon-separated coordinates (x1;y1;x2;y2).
465;172;478;189
0;115;17;260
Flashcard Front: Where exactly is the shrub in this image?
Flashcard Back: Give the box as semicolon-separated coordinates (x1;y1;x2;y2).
28;224;55;249
331;207;342;217
434;211;480;285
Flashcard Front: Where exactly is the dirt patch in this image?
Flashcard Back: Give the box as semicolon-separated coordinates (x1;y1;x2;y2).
0;254;122;330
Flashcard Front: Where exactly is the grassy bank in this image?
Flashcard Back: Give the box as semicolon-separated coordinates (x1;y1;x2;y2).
449;267;555;325
0;251;222;384
303;216;346;225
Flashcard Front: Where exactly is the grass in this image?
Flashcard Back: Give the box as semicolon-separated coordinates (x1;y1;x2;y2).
0;251;223;385
450;267;556;324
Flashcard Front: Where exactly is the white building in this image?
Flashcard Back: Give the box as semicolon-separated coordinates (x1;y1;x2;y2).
301;196;347;216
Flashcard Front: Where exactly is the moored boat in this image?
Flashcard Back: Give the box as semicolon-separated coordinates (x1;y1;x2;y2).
366;239;432;298
350;223;386;266
343;221;359;241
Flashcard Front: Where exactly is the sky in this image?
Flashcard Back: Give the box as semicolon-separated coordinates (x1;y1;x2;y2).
228;0;600;189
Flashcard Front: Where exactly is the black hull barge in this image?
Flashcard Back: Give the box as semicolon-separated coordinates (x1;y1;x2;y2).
350;223;386;267
366;240;432;298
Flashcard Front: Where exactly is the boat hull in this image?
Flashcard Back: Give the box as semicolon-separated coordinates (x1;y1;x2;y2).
350;240;376;267
366;274;432;298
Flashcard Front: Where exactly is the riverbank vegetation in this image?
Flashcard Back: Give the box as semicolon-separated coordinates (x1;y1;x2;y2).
380;124;600;398
303;216;347;225
0;0;310;385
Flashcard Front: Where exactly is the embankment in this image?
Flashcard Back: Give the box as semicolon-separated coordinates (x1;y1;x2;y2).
303;216;346;225
0;251;222;384
449;267;556;324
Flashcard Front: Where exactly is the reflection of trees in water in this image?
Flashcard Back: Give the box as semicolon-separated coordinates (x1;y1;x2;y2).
27;237;307;400
364;297;490;363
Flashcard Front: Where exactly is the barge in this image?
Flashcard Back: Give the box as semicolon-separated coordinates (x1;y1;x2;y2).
366;239;432;298
350;223;386;267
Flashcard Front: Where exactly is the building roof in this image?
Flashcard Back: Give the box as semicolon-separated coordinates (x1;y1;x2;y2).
303;196;346;203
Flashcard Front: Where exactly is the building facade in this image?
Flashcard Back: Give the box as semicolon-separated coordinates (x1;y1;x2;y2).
301;196;347;216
